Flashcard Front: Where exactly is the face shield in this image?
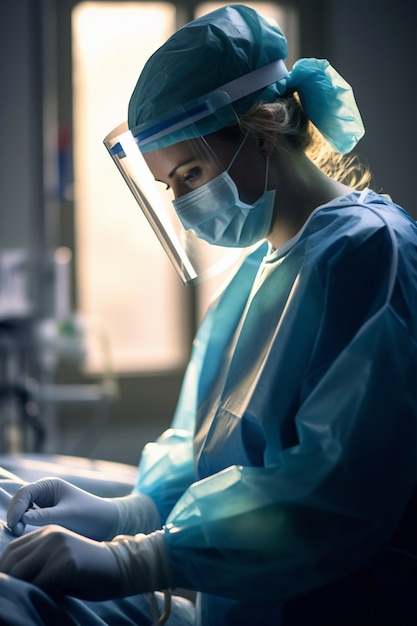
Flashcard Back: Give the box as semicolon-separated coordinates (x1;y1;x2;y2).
104;60;289;284
103;123;244;285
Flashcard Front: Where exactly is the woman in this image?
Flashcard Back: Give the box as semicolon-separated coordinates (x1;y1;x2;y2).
0;5;416;625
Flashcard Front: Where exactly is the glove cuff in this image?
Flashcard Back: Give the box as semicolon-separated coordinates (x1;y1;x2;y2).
111;492;161;537
108;529;171;595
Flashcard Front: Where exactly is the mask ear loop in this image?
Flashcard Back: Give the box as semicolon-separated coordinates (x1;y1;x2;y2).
227;131;250;172
227;132;271;198
226;131;271;192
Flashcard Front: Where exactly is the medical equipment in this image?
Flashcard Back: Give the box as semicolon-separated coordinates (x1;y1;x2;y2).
0;246;117;456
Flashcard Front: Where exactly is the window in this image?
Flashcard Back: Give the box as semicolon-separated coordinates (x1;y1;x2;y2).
72;2;185;372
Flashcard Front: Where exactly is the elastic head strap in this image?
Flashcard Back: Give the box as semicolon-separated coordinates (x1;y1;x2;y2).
210;59;289;103
136;60;289;149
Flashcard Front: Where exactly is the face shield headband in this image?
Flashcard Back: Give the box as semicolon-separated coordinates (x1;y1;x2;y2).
134;60;289;154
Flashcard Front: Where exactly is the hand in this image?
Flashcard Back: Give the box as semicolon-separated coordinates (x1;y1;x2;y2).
7;478;118;540
0;525;124;600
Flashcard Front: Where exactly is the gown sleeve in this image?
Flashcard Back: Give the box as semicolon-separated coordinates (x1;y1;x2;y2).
162;203;417;602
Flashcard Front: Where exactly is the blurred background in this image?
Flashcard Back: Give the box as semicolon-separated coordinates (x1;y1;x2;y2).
0;0;415;467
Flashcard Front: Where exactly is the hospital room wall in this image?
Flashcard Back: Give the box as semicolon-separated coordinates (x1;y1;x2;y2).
295;0;416;215
325;1;416;214
0;0;64;323
0;0;415;462
0;1;48;314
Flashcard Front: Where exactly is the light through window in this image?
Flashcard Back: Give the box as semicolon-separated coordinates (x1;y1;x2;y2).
72;2;185;373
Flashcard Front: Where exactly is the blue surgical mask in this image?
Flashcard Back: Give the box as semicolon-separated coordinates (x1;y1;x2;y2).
172;140;276;248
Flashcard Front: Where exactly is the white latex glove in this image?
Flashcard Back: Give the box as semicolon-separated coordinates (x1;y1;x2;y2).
0;525;171;600
0;525;124;599
7;478;161;540
108;529;171;596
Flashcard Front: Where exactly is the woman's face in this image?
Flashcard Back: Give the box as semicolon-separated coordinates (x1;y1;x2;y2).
144;134;268;203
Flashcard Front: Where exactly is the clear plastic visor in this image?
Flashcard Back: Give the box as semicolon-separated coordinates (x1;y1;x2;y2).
103;121;243;284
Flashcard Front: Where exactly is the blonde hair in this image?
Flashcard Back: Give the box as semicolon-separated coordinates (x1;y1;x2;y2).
238;95;372;190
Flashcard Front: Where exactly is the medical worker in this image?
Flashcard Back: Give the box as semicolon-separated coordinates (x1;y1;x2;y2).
0;5;416;626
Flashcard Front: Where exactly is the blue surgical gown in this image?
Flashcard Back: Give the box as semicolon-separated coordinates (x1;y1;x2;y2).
135;190;417;625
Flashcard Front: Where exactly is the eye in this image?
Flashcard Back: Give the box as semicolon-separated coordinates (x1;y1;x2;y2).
183;166;202;186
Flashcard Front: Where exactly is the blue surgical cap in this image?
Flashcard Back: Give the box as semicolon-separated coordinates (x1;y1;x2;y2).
128;4;364;154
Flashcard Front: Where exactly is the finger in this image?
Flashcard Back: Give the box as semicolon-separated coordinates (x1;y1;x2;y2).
0;530;39;576
6;478;57;529
21;503;54;527
5;551;43;583
7;484;41;528
10;520;26;536
6;528;72;594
